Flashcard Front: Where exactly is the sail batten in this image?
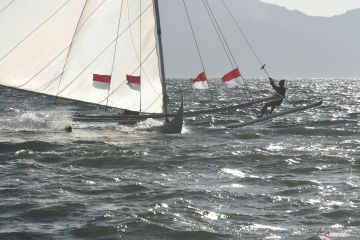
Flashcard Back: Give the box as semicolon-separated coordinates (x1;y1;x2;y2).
0;0;165;114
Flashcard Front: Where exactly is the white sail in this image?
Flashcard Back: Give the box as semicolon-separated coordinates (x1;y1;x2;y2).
0;0;164;114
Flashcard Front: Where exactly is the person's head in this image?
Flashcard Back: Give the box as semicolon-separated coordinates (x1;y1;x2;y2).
279;79;285;87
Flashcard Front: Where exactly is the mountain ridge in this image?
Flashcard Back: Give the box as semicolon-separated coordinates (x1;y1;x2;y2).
160;0;360;78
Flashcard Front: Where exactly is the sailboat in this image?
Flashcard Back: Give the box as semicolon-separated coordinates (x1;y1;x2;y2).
0;0;321;133
0;0;184;133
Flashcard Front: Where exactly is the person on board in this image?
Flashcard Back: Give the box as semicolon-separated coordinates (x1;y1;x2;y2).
259;78;286;117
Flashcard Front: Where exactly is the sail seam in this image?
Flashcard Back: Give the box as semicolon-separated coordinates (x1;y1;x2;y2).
0;0;16;16
20;1;111;91
98;47;160;105
141;6;162;97
126;0;142;110
74;0;108;35
53;3;153;96
143;94;161;112
0;0;72;63
126;0;160;102
17;47;69;89
56;0;89;96
106;0;125;107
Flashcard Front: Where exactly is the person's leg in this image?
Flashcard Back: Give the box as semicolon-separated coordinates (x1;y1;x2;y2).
269;100;283;115
260;102;271;117
269;105;276;114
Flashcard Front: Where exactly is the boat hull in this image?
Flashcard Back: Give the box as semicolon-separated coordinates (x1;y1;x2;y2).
160;97;184;134
227;100;323;129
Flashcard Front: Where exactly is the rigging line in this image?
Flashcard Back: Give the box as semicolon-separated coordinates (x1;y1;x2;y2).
0;0;16;15
126;0;160;96
15;0;151;91
127;0;140;71
239;76;253;100
74;0;107;35
280;94;298;107
202;0;238;67
18;1;161;101
182;0;214;100
60;2;158;96
98;47;158;104
20;0;109;91
182;0;205;72
0;0;72;63
203;0;252;101
56;0;88;96
17;47;69;89
55;3;153;96
37;74;61;93
201;0;234;68
285;98;298;107
143;94;161;112
203;2;251;101
106;0;125;109
220;0;271;78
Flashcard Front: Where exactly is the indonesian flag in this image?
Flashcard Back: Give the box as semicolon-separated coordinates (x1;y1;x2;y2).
93;74;111;89
127;75;141;91
192;72;209;90
222;68;241;88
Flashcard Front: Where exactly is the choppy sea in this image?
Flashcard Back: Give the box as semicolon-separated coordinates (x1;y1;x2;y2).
0;79;359;240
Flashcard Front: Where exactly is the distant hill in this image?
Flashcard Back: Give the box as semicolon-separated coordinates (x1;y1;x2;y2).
159;0;360;78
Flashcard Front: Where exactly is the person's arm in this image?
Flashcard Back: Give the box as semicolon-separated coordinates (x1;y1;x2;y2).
269;78;278;90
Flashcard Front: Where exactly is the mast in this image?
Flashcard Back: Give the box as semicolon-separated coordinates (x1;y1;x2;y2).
153;0;168;115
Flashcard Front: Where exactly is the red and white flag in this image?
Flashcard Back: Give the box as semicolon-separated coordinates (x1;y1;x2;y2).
192;72;209;90
222;68;241;88
93;74;111;89
127;75;141;91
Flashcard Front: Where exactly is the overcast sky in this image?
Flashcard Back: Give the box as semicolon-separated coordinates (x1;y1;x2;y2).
261;0;360;16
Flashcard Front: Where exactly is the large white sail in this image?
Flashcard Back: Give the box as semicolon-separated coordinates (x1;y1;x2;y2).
0;0;164;114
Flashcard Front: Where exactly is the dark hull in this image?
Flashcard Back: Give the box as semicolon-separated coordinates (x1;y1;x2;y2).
159;98;184;134
72;96;277;123
227;100;323;129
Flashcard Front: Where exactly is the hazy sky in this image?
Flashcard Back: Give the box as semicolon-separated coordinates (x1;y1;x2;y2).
261;0;360;17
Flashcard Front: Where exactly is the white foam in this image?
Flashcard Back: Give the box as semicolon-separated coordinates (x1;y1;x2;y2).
221;168;246;178
243;224;286;231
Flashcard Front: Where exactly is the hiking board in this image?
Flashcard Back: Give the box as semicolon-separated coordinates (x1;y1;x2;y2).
226;100;323;129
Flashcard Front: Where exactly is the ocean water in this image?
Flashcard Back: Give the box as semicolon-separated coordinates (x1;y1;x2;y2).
0;79;359;240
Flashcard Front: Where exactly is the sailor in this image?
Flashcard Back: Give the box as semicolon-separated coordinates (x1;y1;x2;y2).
259;78;286;117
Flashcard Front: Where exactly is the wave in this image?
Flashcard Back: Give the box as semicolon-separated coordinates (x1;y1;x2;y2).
0;110;72;131
0;141;63;154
